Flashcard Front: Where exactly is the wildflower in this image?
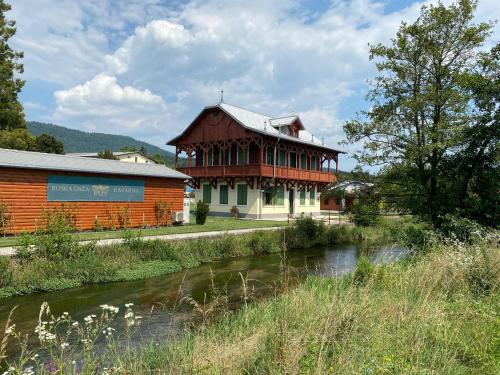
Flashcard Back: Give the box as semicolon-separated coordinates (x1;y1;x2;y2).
72;322;79;327
30;354;39;361
60;342;69;349
125;303;134;308
21;367;34;375
5;324;15;335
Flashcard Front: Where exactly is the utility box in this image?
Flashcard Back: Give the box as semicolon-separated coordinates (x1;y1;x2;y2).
183;198;190;224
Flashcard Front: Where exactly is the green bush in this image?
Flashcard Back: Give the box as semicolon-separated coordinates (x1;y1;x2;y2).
322;225;352;244
352;255;374;284
195;200;209;225
398;222;434;251
247;230;283;254
351;196;380;227
439;214;483;243
286;215;326;248
0;256;12;287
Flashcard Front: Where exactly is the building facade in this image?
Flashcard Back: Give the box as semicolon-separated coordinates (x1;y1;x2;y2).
168;103;343;219
0;149;188;234
67;151;157;164
321;181;374;211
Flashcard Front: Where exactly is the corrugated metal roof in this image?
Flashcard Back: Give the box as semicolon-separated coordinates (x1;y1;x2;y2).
168;103;344;153
0;149;189;179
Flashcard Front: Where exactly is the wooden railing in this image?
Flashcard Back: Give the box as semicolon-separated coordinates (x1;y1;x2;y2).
177;164;336;183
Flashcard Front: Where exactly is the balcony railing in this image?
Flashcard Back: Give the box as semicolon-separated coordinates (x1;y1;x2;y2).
177;163;336;183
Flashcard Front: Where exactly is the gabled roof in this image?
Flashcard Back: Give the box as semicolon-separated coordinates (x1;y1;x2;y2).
66;151;157;162
168;102;345;153
0;149;189;179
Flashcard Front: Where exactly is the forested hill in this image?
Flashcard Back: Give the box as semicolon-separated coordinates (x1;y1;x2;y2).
27;121;176;164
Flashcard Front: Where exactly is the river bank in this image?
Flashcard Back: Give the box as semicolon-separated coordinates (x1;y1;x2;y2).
116;233;500;374
0;217;394;299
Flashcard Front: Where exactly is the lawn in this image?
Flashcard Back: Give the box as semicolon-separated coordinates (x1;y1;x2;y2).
0;216;287;248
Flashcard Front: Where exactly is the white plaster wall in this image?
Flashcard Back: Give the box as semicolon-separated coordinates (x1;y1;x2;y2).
194;178;321;219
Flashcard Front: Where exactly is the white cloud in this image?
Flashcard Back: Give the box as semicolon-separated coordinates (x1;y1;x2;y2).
11;0;500;170
53;74;179;142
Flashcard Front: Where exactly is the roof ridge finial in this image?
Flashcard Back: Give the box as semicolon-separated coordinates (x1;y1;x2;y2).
220;89;224;103
264;120;267;132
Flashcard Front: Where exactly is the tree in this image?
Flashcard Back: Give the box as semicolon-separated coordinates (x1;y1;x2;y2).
34;133;65;154
343;0;493;226
0;0;25;131
0;127;34;150
97;149;118;160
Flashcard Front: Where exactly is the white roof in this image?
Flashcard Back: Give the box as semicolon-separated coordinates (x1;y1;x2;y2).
169;102;344;153
0;149;189;179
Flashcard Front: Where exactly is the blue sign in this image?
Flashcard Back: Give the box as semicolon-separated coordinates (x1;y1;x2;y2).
47;175;145;202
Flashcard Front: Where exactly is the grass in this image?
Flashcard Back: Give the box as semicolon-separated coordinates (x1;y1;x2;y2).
0;216;287;247
114;234;499;374
0;216;405;299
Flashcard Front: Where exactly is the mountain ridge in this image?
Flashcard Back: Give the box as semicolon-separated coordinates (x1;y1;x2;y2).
27;121;176;165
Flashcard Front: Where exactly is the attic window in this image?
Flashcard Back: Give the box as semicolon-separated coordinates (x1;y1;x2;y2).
280;126;288;135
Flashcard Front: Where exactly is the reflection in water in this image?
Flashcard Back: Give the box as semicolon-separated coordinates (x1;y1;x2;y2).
0;242;407;358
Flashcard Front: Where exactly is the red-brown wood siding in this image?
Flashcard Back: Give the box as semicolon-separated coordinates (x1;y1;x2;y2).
0;167;184;234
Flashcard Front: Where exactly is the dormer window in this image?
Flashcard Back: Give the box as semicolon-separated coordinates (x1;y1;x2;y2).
280;126;288;135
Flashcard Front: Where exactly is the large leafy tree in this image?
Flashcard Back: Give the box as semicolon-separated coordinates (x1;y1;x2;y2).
343;0;494;225
0;0;25;131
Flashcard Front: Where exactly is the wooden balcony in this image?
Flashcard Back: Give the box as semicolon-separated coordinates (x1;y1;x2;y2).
177;163;336;184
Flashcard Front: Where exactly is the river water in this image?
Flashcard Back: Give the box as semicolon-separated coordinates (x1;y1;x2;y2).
0;241;407;360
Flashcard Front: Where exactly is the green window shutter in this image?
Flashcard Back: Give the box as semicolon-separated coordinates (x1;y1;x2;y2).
219;185;228;204
237;184;248;205
208;149;213;166
300;189;306;205
278;150;286;166
310;189;316;205
311;156;317;170
290;152;297;168
301;154;307;169
266;147;274;164
202;184;211;204
237;148;246;165
275;186;285;206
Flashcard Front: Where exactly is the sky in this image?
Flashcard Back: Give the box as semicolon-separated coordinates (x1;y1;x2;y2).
9;0;500;171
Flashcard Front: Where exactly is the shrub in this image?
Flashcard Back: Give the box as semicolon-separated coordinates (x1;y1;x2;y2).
117;206;131;229
122;228;144;252
0;201;12;236
439;214;483;243
322;225;352;244
93;216;104;232
351;196;380;227
398;222;434;251
230;205;239;219
352;255;374;284
154;200;169;227
286;215;325;248
247;230;283;254
195;201;209;225
0;256;12;287
15;232;36;263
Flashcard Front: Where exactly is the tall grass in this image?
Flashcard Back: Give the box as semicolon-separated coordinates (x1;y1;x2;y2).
112;233;499;374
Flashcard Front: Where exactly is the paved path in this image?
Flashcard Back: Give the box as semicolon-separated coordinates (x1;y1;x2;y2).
0;226;283;257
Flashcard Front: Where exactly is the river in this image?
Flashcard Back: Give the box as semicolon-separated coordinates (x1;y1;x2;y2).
0;241;407;361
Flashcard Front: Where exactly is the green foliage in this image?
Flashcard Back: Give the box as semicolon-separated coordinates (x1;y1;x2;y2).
26;121;177;166
0;0;25;132
438;214;484;243
97;149;118;159
195;200;209;225
154;200;169;227
343;0;496;226
285;215;326;248
247;230;282;254
352;255;374;284
0;201;11;236
0;256;12;287
0;128;34;150
34;133;64;154
351;196;380;227
93;216;103;232
397;222;433;251
230;205;239;219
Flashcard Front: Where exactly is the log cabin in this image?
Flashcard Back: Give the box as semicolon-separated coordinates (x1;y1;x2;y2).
168;102;344;219
0;149;189;234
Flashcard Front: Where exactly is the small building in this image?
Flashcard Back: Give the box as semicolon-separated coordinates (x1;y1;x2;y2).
321;181;374;211
168;102;344;219
67;151;157;164
0;149;189;233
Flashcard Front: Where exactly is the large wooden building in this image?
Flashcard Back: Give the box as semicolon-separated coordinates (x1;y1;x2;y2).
168;103;343;219
0;149;188;234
